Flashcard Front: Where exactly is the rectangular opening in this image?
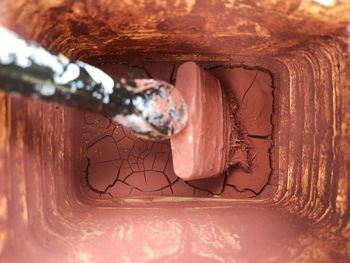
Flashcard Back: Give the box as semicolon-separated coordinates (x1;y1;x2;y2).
77;61;275;200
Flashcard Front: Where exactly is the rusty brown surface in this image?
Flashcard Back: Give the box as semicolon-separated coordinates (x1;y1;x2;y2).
0;0;350;262
80;62;273;199
0;0;349;59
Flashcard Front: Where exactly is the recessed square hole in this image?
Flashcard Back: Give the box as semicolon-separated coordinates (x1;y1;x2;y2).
75;61;275;200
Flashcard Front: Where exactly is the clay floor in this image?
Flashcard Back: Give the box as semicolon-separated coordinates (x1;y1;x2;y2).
82;61;273;199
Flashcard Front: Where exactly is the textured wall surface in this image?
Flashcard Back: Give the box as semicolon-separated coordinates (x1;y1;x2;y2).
1;0;350;59
0;0;350;262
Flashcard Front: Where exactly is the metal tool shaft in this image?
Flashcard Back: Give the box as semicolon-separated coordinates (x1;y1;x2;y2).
0;27;188;140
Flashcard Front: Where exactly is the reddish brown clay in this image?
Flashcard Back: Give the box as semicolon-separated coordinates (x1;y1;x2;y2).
171;62;231;180
1;0;350;262
83;61;273;198
208;67;273;195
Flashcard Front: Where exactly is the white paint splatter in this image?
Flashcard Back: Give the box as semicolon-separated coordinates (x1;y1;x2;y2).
313;0;336;7
35;84;56;96
114;113;153;134
77;62;114;94
54;63;80;84
0;27;113;104
0;27;65;74
132;96;145;109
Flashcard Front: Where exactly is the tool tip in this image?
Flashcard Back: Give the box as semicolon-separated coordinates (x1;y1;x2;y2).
113;79;188;140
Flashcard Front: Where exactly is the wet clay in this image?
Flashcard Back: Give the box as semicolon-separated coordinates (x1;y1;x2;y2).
208;67;273;195
170;62;231;180
82;61;273;198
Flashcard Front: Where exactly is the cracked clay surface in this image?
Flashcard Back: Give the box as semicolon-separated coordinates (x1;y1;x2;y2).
81;62;274;198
